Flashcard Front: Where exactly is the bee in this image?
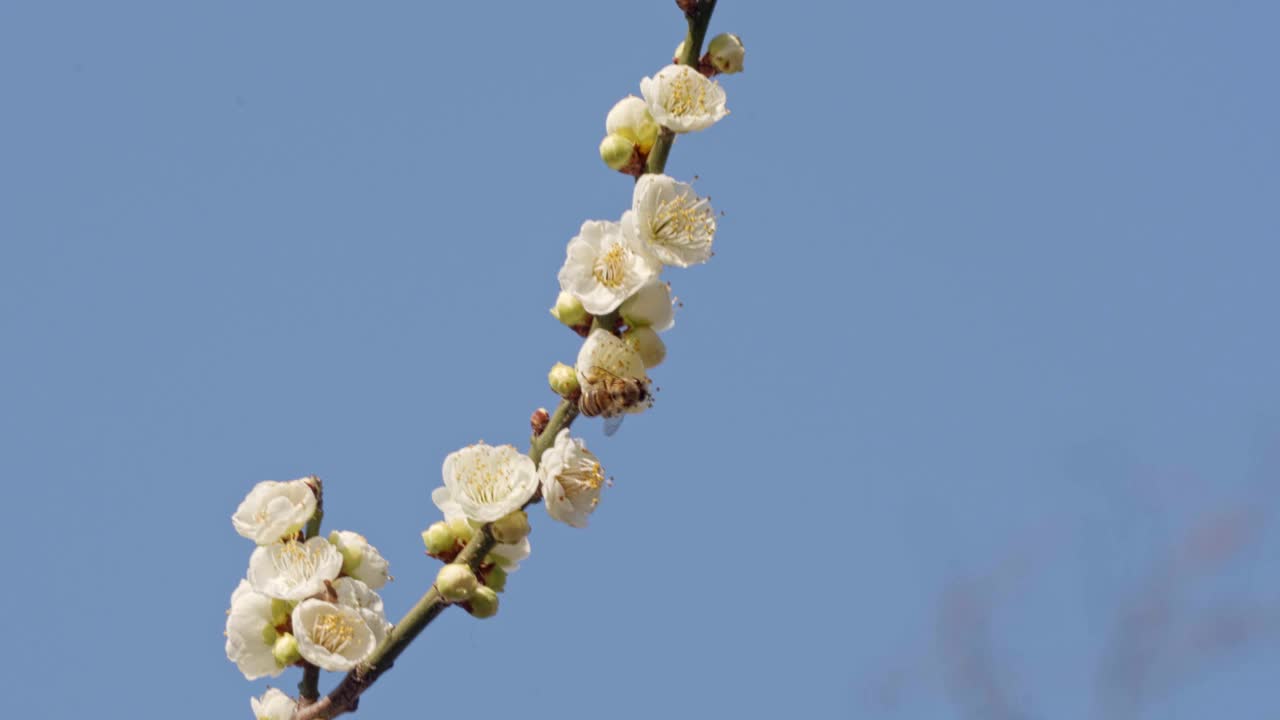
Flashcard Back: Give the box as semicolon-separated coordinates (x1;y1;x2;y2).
578;366;652;436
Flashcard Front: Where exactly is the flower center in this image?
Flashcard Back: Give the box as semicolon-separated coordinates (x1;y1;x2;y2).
459;450;517;505
651;194;715;249
273;540;321;588
592;244;629;288
311;612;355;654
569;460;605;493
664;72;709;117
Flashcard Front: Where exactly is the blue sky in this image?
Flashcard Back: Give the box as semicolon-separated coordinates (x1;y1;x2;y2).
2;2;1278;718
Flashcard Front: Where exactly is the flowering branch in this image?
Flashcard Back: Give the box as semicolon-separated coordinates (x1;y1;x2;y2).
226;3;744;719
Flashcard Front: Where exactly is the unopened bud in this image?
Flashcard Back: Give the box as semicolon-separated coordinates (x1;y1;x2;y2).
548;362;580;398
421;522;454;556
435;563;479;603
272;633;300;667
465;585;500;619
708;33;745;74
483;565;508;593
446;517;475;542
269;598;293;628
674;40;687;64
600;133;636;171
606;96;660;155
490;510;531;545
623;326;667;368
531;407;551;436
550;291;589;328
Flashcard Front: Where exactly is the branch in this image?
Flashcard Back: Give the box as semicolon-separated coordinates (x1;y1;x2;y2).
292;4;720;717
297;477;326;705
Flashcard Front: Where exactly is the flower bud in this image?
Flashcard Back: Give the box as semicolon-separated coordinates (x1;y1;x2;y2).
673;40;687;64
490;510;531;545
708;33;745;74
446;517;475;542
421;522;454;556
272;632;301;667
623;326;667;368
483;565;508;593
435;563;479;603
550;291;589;328
599;133;636;171
269;598;293;628
605;96;660;154
465;585;500;618
548;362;580;398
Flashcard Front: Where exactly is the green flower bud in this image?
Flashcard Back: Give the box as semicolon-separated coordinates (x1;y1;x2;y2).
673;40;687;64
550;291;589;328
490;510;531;545
606;97;660;154
421;522;454;556
435;563;479;603
708;33;745;74
548;362;580;397
272;632;300;667
466;586;500;619
269;598;293;628
483;565;508;593
599;133;636;171
447;517;475;542
623;326;667;368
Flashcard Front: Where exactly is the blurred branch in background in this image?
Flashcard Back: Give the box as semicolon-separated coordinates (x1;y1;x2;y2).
863;477;1278;720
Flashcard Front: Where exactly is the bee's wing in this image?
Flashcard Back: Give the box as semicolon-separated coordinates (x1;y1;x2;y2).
602;414;626;437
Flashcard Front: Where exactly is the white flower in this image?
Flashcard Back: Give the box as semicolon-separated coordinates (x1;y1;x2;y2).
328;530;391;589
247;537;344;601
332;576;388;618
606;95;660;154
576;328;647;389
232;478;318;545
640;64;728;133
631;174;716;268
292;599;382;672
432;485;533;572
439;443;539;523
557;216;659;315
539;430;606;528
619;280;675;331
225;580;285;680
250;688;296;720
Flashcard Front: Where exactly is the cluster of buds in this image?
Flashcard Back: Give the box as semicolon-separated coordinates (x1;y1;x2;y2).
224;477;393;694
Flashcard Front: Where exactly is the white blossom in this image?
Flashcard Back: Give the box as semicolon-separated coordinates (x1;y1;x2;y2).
619;280;676;332
247;537;343;601
292;599;382;672
439;443;539;523
332;577;392;647
328;530;391;589
539;429;606;528
557;216;660;315
432;485;532;572
640;64;728;133
232;478;317;545
225;580;284;680
250;688;296;720
631;174;716;268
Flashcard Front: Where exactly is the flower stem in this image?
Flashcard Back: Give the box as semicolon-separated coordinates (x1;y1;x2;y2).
291;4;719;717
